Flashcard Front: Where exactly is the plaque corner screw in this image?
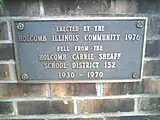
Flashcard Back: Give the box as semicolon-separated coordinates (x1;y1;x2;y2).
21;73;28;81
132;72;138;79
17;23;24;31
136;21;143;28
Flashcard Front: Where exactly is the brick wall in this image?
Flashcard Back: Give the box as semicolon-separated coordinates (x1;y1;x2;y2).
0;0;160;120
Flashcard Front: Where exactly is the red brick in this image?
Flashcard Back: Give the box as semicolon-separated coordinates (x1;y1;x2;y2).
78;99;134;114
142;79;160;93
143;60;160;76
2;0;40;16
0;22;8;40
103;83;134;95
140;98;160;111
51;83;96;97
0;44;14;60
145;40;160;57
0;83;48;98
17;100;73;115
0;64;10;80
138;0;160;14
145;15;160;38
43;0;111;16
0;102;13;114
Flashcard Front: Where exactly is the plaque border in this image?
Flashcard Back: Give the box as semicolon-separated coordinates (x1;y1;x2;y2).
12;17;148;83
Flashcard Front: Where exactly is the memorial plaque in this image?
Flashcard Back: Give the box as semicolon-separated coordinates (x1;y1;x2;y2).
13;17;147;82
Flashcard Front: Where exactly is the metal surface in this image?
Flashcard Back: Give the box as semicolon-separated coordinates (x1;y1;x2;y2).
12;17;147;82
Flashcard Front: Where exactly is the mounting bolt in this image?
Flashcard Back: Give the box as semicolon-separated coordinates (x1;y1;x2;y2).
132;72;138;79
136;21;143;28
17;23;24;31
21;73;28;80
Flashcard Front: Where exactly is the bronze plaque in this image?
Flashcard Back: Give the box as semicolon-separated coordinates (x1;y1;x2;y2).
13;17;147;82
